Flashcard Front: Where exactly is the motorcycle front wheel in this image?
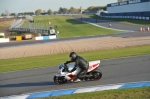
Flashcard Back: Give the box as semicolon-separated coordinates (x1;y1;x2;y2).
54;76;67;85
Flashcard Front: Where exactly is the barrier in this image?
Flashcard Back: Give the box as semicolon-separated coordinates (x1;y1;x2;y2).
101;15;150;20
35;36;43;40
35;35;57;40
140;27;150;32
16;36;22;41
43;36;49;40
50;35;58;39
148;27;150;32
142;28;145;32
0;38;9;43
23;34;32;40
140;27;143;32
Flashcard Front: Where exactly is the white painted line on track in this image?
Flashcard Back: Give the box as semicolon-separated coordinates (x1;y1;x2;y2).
73;18;134;32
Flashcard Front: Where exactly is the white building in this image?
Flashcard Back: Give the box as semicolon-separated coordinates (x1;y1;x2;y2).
101;0;150;20
108;0;150;14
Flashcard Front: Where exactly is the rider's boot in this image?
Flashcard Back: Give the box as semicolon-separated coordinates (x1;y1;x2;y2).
73;79;81;82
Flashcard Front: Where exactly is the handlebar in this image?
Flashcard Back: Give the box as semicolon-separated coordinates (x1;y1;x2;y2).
64;63;69;72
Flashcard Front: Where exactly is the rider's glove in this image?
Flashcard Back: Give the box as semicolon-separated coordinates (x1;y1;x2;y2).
65;61;69;64
64;62;67;66
64;64;69;72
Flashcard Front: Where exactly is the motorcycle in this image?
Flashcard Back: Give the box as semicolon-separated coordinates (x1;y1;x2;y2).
54;60;102;85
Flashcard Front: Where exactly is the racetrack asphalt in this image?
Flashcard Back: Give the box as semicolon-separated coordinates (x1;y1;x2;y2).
0;55;150;97
72;15;149;31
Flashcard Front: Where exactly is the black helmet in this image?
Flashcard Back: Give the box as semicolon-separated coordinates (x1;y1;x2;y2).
69;52;77;61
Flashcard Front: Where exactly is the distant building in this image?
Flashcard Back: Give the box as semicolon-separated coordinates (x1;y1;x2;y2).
118;0;127;2
101;0;150;19
97;9;107;16
80;6;85;13
107;0;150;14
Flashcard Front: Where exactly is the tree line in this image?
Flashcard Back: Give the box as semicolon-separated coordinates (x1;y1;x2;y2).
1;12;35;16
35;6;107;14
1;6;107;16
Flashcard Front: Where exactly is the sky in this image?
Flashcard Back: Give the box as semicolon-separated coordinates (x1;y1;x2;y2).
0;0;117;14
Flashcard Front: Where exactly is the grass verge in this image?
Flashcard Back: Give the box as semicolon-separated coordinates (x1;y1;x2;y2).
21;16;119;38
0;45;150;73
41;87;150;99
85;14;150;26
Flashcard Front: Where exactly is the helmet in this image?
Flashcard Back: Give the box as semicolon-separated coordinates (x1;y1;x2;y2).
69;52;77;61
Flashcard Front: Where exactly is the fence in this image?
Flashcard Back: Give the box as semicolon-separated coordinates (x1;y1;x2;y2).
101;16;150;20
10;23;52;33
100;12;150;20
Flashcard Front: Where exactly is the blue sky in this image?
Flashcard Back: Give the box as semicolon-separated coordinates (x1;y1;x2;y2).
0;0;117;14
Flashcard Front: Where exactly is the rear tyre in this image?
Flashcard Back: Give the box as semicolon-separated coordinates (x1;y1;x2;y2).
54;76;67;85
90;69;102;81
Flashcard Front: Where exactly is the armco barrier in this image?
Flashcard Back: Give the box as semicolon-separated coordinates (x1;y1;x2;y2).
101;16;150;20
0;38;9;43
35;36;43;40
35;35;57;40
1;81;150;99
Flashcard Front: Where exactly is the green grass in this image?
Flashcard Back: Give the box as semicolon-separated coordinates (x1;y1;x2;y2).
41;87;150;99
0;45;150;73
85;14;150;26
22;16;119;38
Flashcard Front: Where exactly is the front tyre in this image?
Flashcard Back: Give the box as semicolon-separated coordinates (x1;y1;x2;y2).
54;76;67;85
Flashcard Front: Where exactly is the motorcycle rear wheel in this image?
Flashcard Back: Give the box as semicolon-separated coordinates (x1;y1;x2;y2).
90;69;102;81
54;76;67;85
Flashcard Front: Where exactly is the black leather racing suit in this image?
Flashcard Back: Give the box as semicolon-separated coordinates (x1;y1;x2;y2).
65;56;89;80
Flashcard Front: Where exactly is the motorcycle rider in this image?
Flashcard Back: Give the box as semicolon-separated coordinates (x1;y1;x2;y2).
64;52;89;82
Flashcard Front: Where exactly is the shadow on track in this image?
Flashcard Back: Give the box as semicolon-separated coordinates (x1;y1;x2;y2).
65;18;87;25
0;81;56;88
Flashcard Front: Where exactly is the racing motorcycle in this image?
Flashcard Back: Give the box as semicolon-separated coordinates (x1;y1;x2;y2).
54;60;102;85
